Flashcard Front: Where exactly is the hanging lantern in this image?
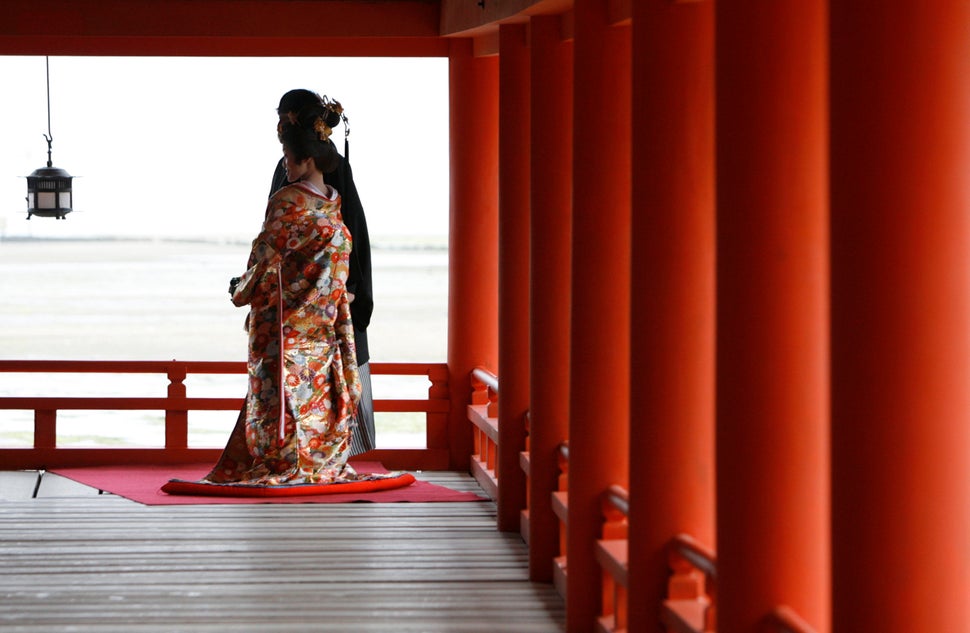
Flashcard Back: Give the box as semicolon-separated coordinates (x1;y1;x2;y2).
26;57;73;220
26;160;73;220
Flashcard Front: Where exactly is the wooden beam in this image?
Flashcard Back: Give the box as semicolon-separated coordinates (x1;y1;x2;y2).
441;0;572;37
2;0;440;38
0;35;449;57
440;0;625;38
0;0;451;56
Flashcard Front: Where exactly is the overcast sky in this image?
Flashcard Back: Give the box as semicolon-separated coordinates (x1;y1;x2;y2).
0;56;450;244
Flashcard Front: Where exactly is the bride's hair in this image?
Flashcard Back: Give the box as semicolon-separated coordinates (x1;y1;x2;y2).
279;103;339;174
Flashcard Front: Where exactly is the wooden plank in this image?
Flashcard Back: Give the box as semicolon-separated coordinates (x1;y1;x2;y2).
0;470;565;633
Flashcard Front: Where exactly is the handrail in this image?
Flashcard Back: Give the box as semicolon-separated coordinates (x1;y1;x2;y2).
603;484;629;518
669;533;717;580
0;359;245;373
556;441;569;492
768;605;816;633
0;359;443;376
0;359;450;470
470;366;499;394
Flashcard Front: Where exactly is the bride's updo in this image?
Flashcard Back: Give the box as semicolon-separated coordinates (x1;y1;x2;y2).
278;102;340;174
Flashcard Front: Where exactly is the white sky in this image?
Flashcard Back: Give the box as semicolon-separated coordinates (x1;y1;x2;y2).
0;56;450;244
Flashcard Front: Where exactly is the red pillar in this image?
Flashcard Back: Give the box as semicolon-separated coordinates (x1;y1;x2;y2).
448;39;499;470
568;3;631;630
716;1;830;630
496;23;530;533
831;3;970;629
628;1;716;631
528;14;573;582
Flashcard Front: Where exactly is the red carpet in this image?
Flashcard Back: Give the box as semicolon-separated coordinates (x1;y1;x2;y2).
50;462;488;506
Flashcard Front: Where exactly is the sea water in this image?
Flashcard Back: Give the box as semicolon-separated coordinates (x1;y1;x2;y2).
0;239;448;449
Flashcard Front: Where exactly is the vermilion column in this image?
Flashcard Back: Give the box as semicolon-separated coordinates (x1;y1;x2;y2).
528;14;573;582
628;1;715;631
831;3;970;629
716;1;830;631
568;3;631;631
496;23;530;533
448;39;499;470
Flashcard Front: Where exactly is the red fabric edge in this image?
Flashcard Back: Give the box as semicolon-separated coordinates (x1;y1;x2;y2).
161;472;416;498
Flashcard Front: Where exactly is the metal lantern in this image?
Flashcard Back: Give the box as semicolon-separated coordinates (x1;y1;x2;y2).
26;155;73;220
26;57;73;220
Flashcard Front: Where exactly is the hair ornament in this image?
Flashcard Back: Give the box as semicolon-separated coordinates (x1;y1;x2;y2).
313;117;333;142
321;95;343;117
320;94;351;159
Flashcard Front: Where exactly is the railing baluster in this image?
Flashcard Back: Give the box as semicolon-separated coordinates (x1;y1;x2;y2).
596;484;629;633
34;409;56;449
165;363;188;449
426;364;450;450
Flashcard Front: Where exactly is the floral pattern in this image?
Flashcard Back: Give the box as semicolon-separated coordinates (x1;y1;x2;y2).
205;183;364;486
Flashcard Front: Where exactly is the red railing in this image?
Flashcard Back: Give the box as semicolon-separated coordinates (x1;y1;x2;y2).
468;366;499;499
469;369;571;586
519;410;533;543
660;535;816;633
596;484;629;633
0;359;450;471
462;360;817;632
551;441;570;598
4;359;821;632
662;534;717;633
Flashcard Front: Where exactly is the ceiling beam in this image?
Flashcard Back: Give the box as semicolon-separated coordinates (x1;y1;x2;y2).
1;0;448;56
440;0;628;40
0;35;449;57
440;0;571;37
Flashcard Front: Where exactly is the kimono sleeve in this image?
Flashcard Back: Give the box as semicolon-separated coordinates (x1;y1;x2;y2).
231;196;284;307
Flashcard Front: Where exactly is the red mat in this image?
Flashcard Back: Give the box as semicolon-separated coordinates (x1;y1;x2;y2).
50;462;487;506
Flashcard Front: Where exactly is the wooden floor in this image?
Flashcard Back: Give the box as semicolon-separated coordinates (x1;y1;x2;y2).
0;470;565;632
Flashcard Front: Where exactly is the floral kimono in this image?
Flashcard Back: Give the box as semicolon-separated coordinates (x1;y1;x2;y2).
206;182;363;486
